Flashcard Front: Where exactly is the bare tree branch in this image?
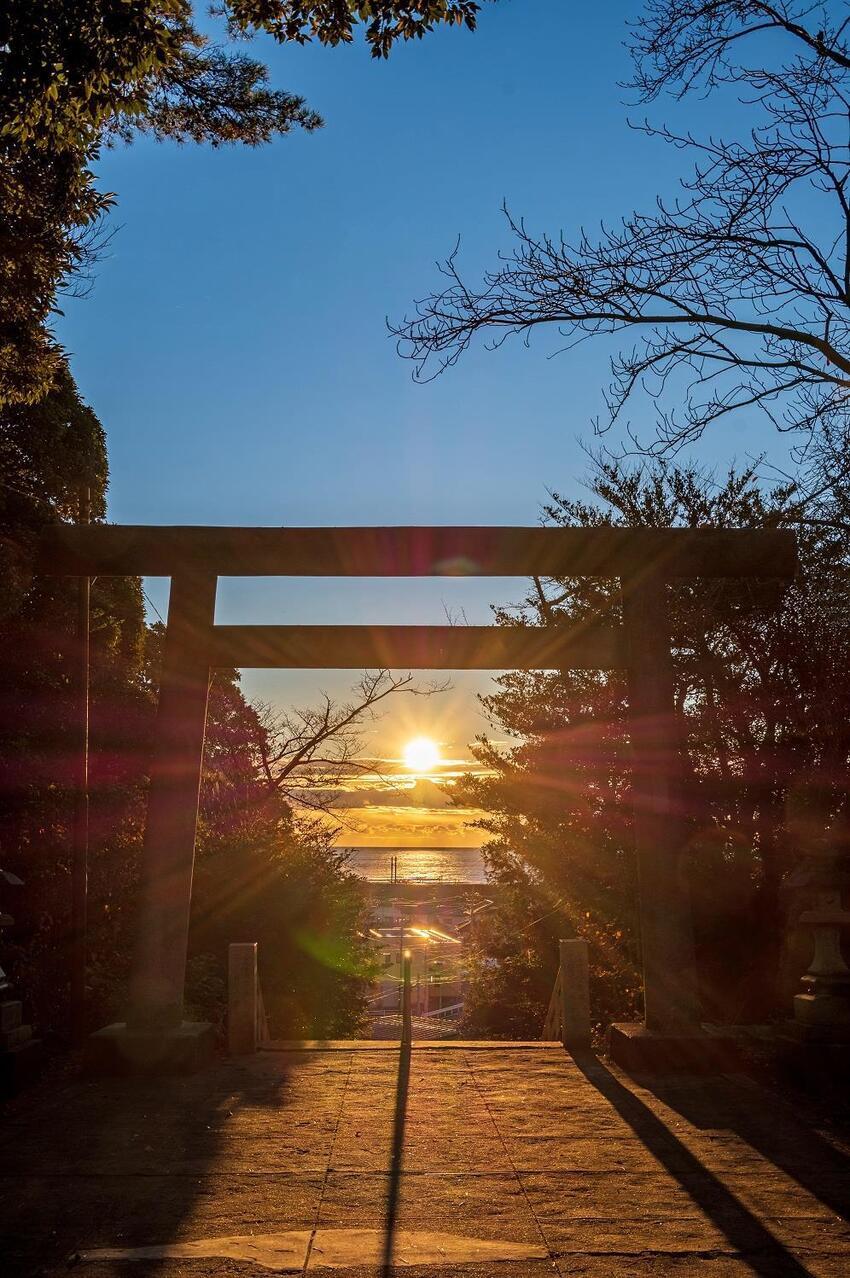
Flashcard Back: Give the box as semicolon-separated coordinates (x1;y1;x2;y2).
247;669;450;815
392;1;850;455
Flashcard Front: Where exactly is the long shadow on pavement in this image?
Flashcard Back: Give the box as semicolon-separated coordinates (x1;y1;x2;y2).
646;1068;850;1222
572;1050;815;1278
0;1051;303;1277
379;953;412;1278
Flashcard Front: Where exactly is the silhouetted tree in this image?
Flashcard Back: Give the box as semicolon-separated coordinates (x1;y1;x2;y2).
395;1;850;457
456;458;850;1028
0;364;151;1029
252;671;446;812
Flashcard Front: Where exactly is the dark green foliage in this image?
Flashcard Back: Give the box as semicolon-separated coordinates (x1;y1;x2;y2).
227;1;481;59
0;359;108;610
191;815;373;1039
458;459;850;1035
0;144;109;407
0;1;484;406
0;370;145;1029
461;859;642;1043
1;2;481;148
3;627;375;1039
190;665;375;1039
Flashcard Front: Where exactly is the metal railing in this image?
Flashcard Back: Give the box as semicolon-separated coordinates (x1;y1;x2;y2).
542;966;564;1041
228;942;269;1055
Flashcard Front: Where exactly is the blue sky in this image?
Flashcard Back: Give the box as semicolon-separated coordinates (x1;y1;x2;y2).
56;0;790;762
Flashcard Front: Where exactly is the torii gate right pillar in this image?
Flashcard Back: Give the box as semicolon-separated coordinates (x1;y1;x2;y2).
625;570;699;1027
610;569;728;1071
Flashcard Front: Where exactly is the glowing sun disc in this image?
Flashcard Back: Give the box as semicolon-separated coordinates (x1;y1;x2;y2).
403;736;440;772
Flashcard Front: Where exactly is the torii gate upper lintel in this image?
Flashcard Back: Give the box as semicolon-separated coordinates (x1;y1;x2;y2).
36;524;797;1056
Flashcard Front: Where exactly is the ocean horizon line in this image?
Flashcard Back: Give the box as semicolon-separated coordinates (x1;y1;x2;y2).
337;843;485;851
343;845;487;884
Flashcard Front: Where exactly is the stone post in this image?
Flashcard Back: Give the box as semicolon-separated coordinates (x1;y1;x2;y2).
228;943;259;1056
559;938;591;1051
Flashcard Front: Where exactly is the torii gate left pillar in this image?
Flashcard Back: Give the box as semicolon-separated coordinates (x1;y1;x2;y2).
89;574;217;1072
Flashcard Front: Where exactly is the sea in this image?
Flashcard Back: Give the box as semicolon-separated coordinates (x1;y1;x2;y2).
341;846;486;884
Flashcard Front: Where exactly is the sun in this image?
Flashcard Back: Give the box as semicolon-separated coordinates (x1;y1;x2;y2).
403;735;441;773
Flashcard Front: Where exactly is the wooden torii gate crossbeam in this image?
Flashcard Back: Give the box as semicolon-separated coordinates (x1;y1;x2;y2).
37;524;797;1060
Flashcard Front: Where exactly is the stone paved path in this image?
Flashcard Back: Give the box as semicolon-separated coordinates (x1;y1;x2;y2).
3;1043;850;1275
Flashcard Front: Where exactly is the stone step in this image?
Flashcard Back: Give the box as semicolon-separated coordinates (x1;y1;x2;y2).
0;1000;22;1032
0;1023;32;1051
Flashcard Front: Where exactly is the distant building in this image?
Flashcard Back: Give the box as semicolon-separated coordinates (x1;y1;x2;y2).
369;922;465;1016
364;882;497;1035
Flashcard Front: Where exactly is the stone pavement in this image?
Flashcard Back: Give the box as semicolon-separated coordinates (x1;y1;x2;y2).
2;1043;850;1276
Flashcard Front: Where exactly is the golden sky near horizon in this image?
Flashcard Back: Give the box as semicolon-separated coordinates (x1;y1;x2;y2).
332;700;502;848
241;668;512;847
327;753;492;847
331;677;511;846
228;581;524;847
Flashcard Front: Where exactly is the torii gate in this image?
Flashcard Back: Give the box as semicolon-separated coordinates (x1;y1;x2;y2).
37;524;796;1068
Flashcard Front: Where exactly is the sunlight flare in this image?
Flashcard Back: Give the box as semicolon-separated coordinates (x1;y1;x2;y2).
403;735;440;773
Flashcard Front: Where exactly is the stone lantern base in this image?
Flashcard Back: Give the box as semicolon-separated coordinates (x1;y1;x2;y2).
782;837;850;1048
791;991;850;1041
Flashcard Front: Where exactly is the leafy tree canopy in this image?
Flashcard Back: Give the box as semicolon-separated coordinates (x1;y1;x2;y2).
2;2;481;146
0;358;108;614
0;1;485;406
